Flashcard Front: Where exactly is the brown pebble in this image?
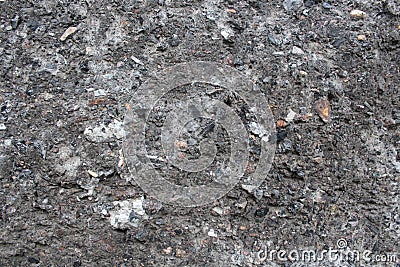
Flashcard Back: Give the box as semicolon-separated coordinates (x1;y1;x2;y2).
175;140;188;150
314;99;331;123
88;98;109;106
276;119;288;128
163;247;172;254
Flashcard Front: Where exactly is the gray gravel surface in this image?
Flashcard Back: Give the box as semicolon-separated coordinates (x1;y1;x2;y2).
0;0;399;266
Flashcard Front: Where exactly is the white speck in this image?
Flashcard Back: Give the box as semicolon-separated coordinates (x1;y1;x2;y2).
249;107;257;113
4;139;12;146
60;26;78;41
220;28;234;40
249;122;267;136
208;229;218;238
94;89;106;97
299;70;308;76
292;46;305;55
87;170;99;178
101;209;108;216
235;201;247;209
85;46;94;55
285;109;297;122
242;184;257;193
350;9;366;19
212;207;224;215
273;51;285;56
131;56;143;65
221;30;230;39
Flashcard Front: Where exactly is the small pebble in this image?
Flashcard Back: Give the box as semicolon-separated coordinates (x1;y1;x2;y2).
11;15;20;30
131;56;143;65
254;189;264;200
208;229;218;238
282;0;304;12
314;99;331;123
277;129;287;142
175;140;188;150
175;248;186;257
242;184;257;193
87;170;99;178
27;257;40;264
291;46;305;55
212;207;224;215
163;247;172;254
236;201;247;209
255;207;269;217
85;47;93;55
262;76;271;83
268;34;279;46
273;51;285;56
285;109;297;123
276;119;288;128
94;89;106;97
4;139;12;146
221;30;231;40
350;10;366;19
299;70;308;77
0;123;6;130
60;26;78;41
322;2;332;9
357;34;366;41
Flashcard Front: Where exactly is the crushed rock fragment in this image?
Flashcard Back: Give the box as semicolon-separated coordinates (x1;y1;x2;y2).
60;26;78;41
84;119;125;143
314;99;331;123
350;10;366;19
241;184;257;193
109;197;148;229
285;109;297;123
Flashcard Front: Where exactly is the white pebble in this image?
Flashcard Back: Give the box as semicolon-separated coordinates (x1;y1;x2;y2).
350;10;366;19
60;26;78;41
208;229;218;238
292;46;305;55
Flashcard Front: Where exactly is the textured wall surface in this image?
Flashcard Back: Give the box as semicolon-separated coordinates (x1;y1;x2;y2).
0;0;399;266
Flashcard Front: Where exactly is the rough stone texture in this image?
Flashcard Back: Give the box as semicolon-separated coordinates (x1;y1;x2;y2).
0;0;399;266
